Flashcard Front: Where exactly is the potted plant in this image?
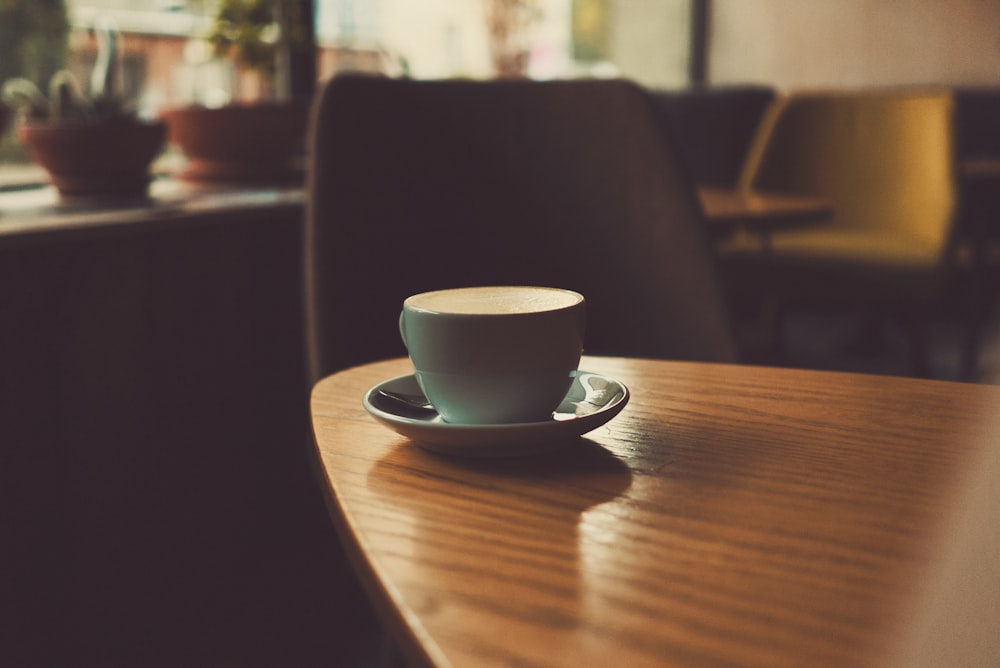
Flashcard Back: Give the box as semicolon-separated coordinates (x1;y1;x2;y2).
2;19;166;200
162;0;310;184
486;0;542;78
0;0;70;163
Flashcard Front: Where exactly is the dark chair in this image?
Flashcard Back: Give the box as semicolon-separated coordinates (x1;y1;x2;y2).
954;88;1000;160
953;88;1000;380
648;86;777;188
305;75;740;383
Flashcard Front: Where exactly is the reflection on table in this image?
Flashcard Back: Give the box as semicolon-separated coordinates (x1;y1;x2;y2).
310;355;1000;667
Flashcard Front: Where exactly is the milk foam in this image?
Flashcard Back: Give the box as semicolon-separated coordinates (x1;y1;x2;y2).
407;286;582;315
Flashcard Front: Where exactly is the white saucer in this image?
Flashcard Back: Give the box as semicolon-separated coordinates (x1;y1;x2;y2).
362;371;630;457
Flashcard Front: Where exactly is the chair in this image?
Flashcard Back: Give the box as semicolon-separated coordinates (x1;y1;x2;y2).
954;88;1000;161
717;89;959;376
304;75;739;382
953;88;1000;380
649;85;777;188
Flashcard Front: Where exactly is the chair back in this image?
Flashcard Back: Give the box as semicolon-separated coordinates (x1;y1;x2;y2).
954;88;1000;160
953;88;1000;246
740;90;957;253
305;75;738;381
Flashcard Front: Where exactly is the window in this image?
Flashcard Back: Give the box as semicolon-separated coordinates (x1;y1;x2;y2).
0;0;693;182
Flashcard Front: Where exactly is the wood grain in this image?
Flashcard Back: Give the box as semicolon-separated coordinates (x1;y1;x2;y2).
311;357;999;667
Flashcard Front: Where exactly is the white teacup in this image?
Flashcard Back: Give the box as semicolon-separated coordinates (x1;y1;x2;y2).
399;286;585;424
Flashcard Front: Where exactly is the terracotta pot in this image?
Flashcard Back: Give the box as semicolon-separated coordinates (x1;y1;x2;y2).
18;119;167;199
161;101;309;184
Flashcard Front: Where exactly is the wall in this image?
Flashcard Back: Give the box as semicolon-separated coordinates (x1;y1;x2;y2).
0;203;381;666
317;0;692;86
709;0;1000;89
611;0;691;88
377;0;492;78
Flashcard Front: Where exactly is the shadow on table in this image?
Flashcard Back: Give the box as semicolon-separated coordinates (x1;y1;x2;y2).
366;438;633;655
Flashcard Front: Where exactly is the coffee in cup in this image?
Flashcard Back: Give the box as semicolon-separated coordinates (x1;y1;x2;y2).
399;286;585;424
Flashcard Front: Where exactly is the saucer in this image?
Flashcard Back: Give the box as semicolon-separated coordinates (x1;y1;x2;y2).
362;371;630;457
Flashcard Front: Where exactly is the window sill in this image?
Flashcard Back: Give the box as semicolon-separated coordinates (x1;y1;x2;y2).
0;175;305;248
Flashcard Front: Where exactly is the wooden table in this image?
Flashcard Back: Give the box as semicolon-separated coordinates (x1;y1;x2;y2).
697;186;832;240
310;356;1000;667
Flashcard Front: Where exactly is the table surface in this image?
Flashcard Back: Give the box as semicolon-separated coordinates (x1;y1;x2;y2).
697;186;833;233
310;356;1000;668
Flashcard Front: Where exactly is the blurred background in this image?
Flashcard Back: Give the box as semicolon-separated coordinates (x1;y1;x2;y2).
3;0;998;183
2;3;998;666
3;0;997;123
2;1;999;378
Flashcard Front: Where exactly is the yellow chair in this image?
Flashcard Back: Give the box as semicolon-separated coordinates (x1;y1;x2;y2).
719;89;959;374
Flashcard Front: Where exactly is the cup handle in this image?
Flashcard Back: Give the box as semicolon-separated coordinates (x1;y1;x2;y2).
398;310;408;351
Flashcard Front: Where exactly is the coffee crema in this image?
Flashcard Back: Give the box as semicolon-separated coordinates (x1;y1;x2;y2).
406;286;582;315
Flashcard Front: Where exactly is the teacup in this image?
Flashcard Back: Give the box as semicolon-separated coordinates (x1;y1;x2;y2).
399;286;585;424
